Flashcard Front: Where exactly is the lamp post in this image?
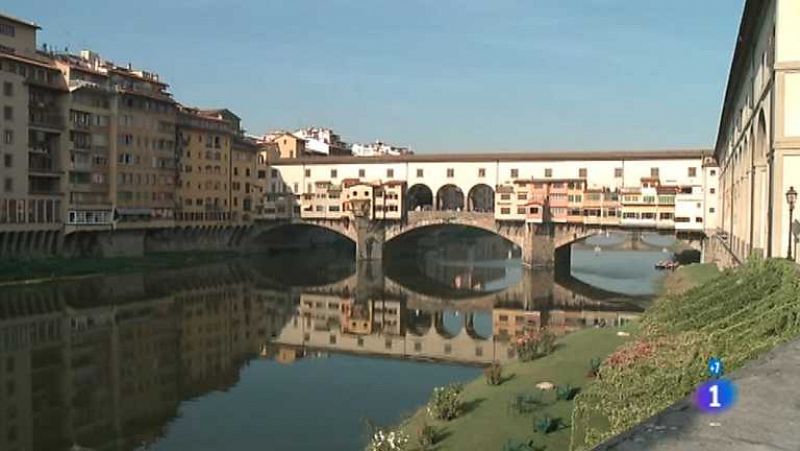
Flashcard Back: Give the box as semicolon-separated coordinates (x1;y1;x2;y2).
787;186;797;260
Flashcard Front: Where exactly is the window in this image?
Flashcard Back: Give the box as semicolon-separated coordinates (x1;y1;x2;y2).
386;168;394;178
3;177;11;192
710;169;717;176
688;167;697;177
233;167;238;176
579;168;587;178
305;169;311;177
447;168;454;178
614;167;623;178
517;193;527;200
517;207;526;214
650;167;659;177
696;217;704;223
3;130;12;145
659;212;674;220
3;106;11;121
710;188;716;194
545;168;552;177
709;207;716;213
358;168;365;177
500;207;511;215
2;82;12;96
416;168;423;177
510;168;518;178
3;154;10;168
478;168;486;177
330;169;337;178
0;23;14;37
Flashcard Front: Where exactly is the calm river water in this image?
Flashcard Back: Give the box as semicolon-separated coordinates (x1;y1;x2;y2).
0;229;675;451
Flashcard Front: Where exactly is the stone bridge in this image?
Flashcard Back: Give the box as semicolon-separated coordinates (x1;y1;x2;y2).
240;211;613;269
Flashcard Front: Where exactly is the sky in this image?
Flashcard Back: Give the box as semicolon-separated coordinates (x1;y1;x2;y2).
7;0;744;153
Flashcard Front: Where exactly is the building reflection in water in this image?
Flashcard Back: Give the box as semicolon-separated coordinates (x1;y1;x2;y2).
0;253;641;451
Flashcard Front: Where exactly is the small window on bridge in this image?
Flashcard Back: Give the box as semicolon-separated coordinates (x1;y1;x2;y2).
305;169;311;177
510;169;518;178
447;168;455;178
331;169;338;178
545;168;552;177
688;167;697;177
579;168;587;178
387;169;394;178
416;169;424;177
615;167;623;178
478;168;486;177
359;169;365;177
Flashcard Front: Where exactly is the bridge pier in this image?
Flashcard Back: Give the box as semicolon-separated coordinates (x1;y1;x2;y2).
523;224;557;268
355;217;385;261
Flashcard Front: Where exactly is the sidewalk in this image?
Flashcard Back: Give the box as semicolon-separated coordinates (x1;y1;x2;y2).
595;337;800;450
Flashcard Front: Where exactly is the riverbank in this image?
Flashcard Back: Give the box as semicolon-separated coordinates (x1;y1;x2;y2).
0;251;241;286
571;258;800;449
397;327;634;451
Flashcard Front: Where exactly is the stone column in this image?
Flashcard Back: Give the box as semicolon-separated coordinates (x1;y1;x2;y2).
355;217;385;261
522;223;556;268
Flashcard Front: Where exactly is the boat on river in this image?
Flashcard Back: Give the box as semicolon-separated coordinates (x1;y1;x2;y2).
655;260;679;270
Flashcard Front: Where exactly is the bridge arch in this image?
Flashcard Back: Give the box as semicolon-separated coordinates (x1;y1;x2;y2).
467;183;494;213
384;212;524;249
407;183;434;212
436;184;465;211
241;220;358;252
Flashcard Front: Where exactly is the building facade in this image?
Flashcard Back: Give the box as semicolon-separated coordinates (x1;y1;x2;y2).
715;0;800;263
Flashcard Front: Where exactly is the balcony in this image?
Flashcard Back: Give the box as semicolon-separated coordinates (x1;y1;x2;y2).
29;110;66;130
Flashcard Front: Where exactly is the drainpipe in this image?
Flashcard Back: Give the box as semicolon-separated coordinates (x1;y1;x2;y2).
767;64;776;257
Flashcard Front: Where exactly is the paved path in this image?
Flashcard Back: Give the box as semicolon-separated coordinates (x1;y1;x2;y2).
595;338;800;450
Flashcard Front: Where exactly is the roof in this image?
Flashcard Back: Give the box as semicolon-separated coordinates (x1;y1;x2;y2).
273;149;709;166
0;11;40;29
714;0;770;157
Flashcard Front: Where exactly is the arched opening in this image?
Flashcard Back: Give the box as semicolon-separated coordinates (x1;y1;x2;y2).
436;185;464;211
406;184;433;212
252;223;355;257
467;184;494;212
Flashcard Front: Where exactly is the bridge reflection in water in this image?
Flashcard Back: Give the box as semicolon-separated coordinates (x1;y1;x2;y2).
0;250;642;451
273;260;642;366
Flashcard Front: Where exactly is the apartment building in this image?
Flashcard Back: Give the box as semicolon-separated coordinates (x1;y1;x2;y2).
54;51;115;229
231;135;261;223
0;13;67;230
176;107;237;224
264;131;306;159
110;59;177;227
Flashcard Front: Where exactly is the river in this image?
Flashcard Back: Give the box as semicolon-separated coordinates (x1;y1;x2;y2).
0;229;677;451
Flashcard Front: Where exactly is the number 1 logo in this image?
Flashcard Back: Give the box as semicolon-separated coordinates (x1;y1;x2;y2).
695;379;736;413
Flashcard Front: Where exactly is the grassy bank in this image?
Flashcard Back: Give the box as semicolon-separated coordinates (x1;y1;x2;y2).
571;258;800;449
0;251;240;285
397;327;634;451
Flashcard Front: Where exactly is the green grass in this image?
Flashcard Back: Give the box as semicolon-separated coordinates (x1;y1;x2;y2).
571;258;800;449
0;251;239;285
656;262;722;297
398;326;635;451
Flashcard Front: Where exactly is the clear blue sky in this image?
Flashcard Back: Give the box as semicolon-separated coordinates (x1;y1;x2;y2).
7;1;743;153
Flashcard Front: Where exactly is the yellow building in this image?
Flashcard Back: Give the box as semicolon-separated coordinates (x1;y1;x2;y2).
0;13;67;230
176;107;237;224
267;131;306;159
231;135;260;224
111;64;177;227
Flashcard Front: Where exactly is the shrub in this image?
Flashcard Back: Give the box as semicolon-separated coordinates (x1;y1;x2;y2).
512;328;557;362
427;384;464;421
587;357;602;378
508;392;543;415
366;427;410;451
533;415;562;434
556;384;579;401
485;362;503;385
417;422;437;449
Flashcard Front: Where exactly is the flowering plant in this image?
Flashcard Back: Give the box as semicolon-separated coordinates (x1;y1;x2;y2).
426;383;463;421
511;328;556;362
366;428;410;451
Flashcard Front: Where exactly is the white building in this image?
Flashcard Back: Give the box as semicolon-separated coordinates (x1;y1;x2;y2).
351;141;412;157
292;127;349;156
